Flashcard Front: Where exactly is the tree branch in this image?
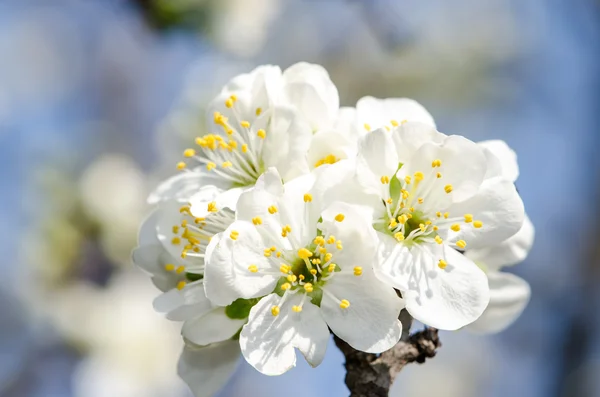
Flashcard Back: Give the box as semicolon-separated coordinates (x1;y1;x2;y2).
334;313;441;397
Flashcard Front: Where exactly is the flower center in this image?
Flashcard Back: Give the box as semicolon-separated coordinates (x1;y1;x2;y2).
166;202;234;289
175;95;266;187
375;159;484;264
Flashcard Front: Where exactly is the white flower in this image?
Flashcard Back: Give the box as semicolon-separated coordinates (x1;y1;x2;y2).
306;96;435;175
341;122;525;330
132;192;244;396
203;169;404;375
465;140;534;333
149;62;339;205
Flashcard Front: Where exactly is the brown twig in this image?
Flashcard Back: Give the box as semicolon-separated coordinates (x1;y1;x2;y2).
334;312;441;397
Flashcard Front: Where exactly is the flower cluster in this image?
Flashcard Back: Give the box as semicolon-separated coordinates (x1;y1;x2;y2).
133;63;533;395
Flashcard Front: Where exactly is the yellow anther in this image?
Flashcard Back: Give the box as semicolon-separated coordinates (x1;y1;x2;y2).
248;264;259;273
433;226;439;231
386;198;393;204
398;214;408;224
394;232;405;242
324;252;333;262
171;237;181;245
328;263;336;272
319;247;327;254
176;161;186;170
270;246;276;252
405;176;412;184
298;248;313;259
225;98;234;108
339;299;350;309
194;217;205;224
287;274;297;282
207;201;218;212
311;258;321;265
401;189;409;199
414;172;424;181
299;274;305;281
327;236;336;244
336;241;343;250
473;220;483;228
444;184;453;194
257;129;266;139
451;224;461;232
310;269;317;275
456;240;467;249
228;140;238;150
409;207;415;212
464;214;474;223
268;205;278;214
230;94;238;102
176;266;185;274
241;144;248;153
303;283;313;292
385;126;390;131
436;212;441;218
436;172;442;178
418;197;424;204
444;212;449;219
240;120;250;128
177;281;186;290
304;193;313;202
164;264;175;272
255;107;262;116
435;236;443;245
432;159;442;168
172;225;179;234
381;176;390;184
314;236;325;246
438;260;448;269
281;283;291;291
271;306;280;316
206;162;216;171
280;264;291;273
195;137;203;146
183;148;196;158
252;216;262;225
335;213;345;222
426;220;432;225
406;213;413;219
292;305;303;313
389;219;398;228
276;251;282;258
353;266;363;276
419;223;426;232
314;153;339;168
364;123;371;131
229;230;239;240
391;119;399;127
222;161;233;168
264;249;272;257
180;251;188;259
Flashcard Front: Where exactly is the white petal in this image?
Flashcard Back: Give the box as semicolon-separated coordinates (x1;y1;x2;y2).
391;122;446;163
190;187;243;216
240;293;329;376
307;130;353;170
155;201;196;265
137;210;160;246
356;128;399;196
356;96;436;131
400;134;487;203
204;222;279;306
467;214;534;269
401;244;490;330
467;271;530;333
182;307;246;346
446;178;525;249
479;140;519;182
334;106;361;145
374;232;415;291
320;201;378;266
148;171;230;204
322;270;403;353
178;340;240;397
153;281;213;321
261;105;312;181
283;62;339;131
131;244;183;292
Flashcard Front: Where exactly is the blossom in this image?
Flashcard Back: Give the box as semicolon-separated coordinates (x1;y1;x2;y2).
341;122;525;330
203;169;404;375
465;140;534;333
132;192;244;396
306;95;435;175
149;63;339;204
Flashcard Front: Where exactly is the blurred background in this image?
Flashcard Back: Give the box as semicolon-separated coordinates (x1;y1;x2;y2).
1;0;599;396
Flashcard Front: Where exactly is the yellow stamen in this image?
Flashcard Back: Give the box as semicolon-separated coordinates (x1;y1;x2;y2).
456;240;467;249
435;236;443;244
271;306;280;316
432;159;442;167
335;213;345;222
164;264;175;272
304;193;313;202
450;224;461;232
177;281;186;290
298;248;313;259
248;265;258;273
364;123;371;131
339;299;350;309
353;266;363;276
183;148;196;158
176;161;186;170
304;283;313;293
252;216;262;225
438;260;447;269
176;266;185;274
281;283;291;291
444;184;453;194
229;230;239;240
292;305;303;313
473;220;483;228
257;129;266;139
464;214;474;223
240;121;251;128
268;205;277;214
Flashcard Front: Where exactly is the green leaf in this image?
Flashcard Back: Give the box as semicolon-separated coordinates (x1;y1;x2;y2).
225;298;259;319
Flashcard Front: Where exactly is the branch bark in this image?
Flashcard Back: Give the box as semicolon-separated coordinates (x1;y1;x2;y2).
334;312;441;397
